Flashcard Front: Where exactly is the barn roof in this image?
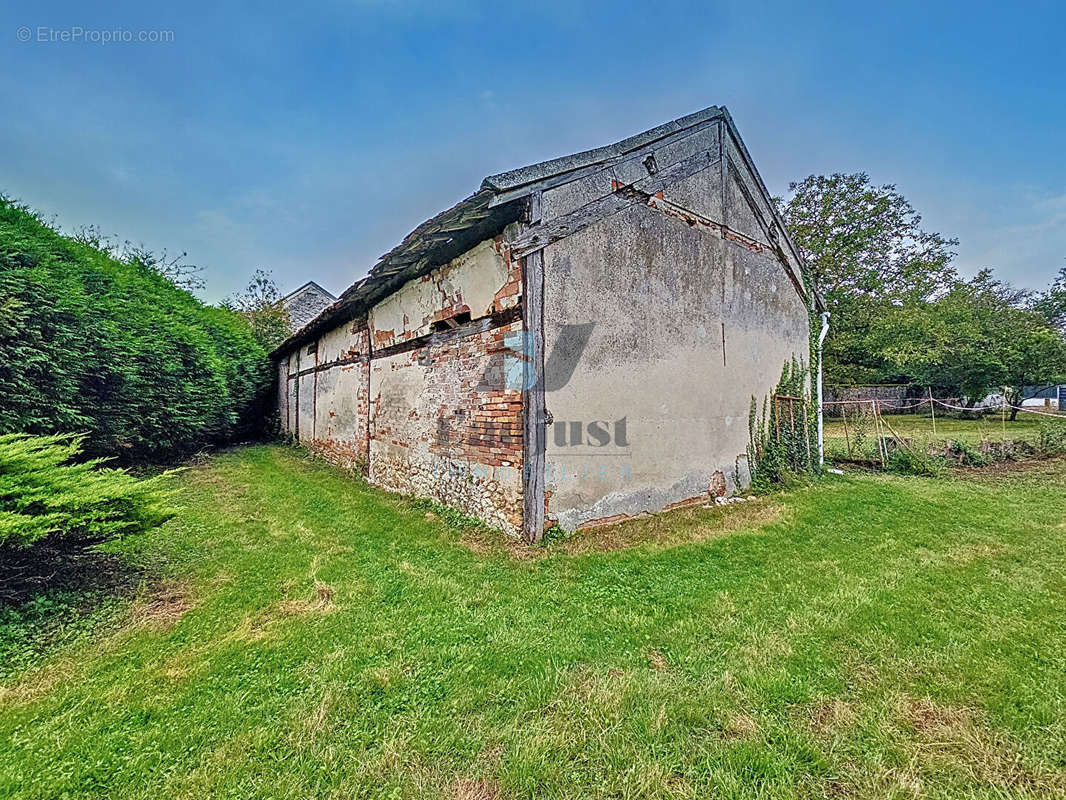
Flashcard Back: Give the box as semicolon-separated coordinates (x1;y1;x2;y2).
271;106;812;358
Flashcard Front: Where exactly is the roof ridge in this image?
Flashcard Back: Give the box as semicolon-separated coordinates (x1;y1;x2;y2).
269;104;815;358
282;280;337;302
481;105;724;193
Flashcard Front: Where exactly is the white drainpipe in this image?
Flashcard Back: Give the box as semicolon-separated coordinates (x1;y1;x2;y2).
816;311;830;467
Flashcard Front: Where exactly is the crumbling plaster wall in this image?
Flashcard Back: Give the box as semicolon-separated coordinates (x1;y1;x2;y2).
277;233;525;534
369;321;523;533
540;154;810;531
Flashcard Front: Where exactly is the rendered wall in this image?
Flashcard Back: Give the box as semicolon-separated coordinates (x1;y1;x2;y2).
279;322;371;470
540;156;810;531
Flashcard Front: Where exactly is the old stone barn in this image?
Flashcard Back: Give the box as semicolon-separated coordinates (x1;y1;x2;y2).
272;106;813;541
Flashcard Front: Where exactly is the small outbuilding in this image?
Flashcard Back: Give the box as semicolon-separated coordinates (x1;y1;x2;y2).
271;106;813;540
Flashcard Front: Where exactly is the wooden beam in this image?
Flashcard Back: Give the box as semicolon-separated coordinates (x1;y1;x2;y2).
510;150;721;259
487;116;723;208
522;191;547;543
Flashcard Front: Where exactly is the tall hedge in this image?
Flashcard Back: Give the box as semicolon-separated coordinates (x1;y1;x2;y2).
0;197;270;461
0;433;174;549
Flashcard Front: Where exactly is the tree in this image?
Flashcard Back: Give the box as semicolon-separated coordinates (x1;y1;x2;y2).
0;433;172;551
1032;260;1066;333
781;173;958;305
780;173;959;384
123;244;206;294
70;225;207;293
873;271;1066;416
225;269;291;351
0;196;269;461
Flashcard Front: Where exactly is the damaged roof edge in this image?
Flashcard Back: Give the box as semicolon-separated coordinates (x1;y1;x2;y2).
271;105;820;358
716;109;814;305
269;189;523;358
481;106;725;193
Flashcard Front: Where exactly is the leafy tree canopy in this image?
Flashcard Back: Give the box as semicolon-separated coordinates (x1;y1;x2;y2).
225;269;292;351
872;271;1066;412
781;172;958;306
1032;261;1066;333
780;174;1066;406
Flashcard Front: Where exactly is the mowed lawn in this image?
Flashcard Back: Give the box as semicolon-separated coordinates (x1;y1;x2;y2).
3;447;1066;799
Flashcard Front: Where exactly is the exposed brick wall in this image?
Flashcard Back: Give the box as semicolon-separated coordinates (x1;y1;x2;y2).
369;320;524;534
277;233;526;535
426;324;523;467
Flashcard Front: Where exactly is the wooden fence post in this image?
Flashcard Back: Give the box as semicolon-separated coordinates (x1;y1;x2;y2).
928;387;937;438
874;400;886;467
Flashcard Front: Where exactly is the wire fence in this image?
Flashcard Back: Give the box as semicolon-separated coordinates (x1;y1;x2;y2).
822;392;1066;467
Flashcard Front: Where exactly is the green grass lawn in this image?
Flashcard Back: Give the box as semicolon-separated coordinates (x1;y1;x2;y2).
3;446;1066;799
825;410;1049;446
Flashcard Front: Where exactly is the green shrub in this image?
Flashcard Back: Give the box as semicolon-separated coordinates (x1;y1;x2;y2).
1038;418;1066;455
0;433;174;549
0;197;270;461
886;446;944;477
948;439;990;467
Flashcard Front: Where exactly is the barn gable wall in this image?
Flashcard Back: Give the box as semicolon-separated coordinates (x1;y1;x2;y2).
539;148;810;531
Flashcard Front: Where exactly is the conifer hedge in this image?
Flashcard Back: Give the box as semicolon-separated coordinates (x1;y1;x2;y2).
0;197;270;461
0;434;173;549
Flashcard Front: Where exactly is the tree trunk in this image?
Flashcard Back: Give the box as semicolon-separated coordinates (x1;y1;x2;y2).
1006;389;1021;422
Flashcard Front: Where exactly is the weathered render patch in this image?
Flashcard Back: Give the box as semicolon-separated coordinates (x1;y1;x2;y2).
370;236;519;348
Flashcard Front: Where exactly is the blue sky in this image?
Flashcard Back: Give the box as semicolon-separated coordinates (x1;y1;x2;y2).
2;0;1064;301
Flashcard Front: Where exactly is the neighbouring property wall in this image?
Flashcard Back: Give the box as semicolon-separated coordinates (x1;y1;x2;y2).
284;283;336;331
539;126;811;530
278;233;526;535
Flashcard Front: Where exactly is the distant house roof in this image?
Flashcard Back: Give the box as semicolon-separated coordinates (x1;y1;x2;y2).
281;281;337;332
282;280;336;304
271;105;812;358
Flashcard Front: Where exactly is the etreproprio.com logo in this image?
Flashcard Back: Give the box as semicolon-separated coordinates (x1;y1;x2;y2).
17;26;175;44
